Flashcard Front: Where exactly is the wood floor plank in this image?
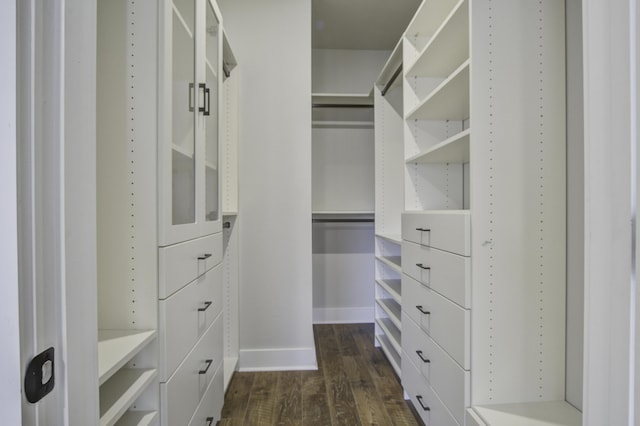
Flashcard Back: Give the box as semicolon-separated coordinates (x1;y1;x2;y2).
343;355;393;426
373;375;421;426
221;372;255;419
244;372;279;425
333;323;360;356
302;370;332;426
325;370;362;426
273;371;303;425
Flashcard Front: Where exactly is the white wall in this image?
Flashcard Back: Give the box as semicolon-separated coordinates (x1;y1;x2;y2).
312;49;390;94
0;1;21;422
217;0;316;371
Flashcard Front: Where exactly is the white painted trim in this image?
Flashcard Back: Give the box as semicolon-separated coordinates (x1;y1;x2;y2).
312;307;374;324
238;348;318;372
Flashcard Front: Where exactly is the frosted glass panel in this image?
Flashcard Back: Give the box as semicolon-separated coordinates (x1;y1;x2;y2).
205;3;219;222
172;8;195;225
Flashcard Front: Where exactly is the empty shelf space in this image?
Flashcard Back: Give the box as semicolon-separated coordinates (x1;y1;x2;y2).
375;333;401;376
114;411;158;426
376;278;402;303
312;92;373;106
470;401;582;426
99;368;157;426
375;317;401;354
406;0;469;79
98;329;157;386
405;129;470;164
376;297;402;329
376;255;402;273
406;60;470;121
375;233;402;245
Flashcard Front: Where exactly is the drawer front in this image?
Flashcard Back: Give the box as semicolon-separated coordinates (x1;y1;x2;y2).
161;315;223;426
402;212;470;256
402;274;470;369
188;362;224;426
402;241;471;308
159;232;223;298
160;263;223;380
402;313;469;425
402;356;459;426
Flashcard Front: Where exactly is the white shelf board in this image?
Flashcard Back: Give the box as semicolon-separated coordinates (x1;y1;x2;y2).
98;330;156;386
376;38;403;88
223;31;238;73
205;59;218;79
375;317;401;354
405;129;470;164
114;411;157;426
471;401;582;426
172;143;194;159
405;0;460;45
99;368;157;426
224;356;238;391
406;60;470;121
406;0;469;78
312;120;374;129
376;255;402;273
376;278;402;303
313;211;374;215
375;333;401;377
222;211;238;216
376;297;402;329
312;92;373;106
375;233;402;245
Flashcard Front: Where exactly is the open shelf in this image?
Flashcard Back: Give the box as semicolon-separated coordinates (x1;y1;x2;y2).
376;333;401;376
376;297;402;329
222;31;237;78
470;401;582;426
406;129;470;164
98;330;156;386
375;233;402;245
375;317;401;354
312;120;374;129
172;143;194;160
406;60;470;121
376;39;403;91
99;368;157;426
376;278;401;303
312;92;374;106
114;411;158;426
406;0;469;79
404;0;460;54
375;255;402;273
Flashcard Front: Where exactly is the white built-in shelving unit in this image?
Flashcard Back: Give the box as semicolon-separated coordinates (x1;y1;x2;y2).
373;38;405;377
378;0;580;424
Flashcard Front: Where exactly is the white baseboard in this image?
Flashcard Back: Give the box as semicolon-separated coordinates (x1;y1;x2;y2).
238;347;318;372
312;307;374;324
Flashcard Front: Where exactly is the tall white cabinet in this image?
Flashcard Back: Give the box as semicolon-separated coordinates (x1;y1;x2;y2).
97;0;238;424
374;0;581;425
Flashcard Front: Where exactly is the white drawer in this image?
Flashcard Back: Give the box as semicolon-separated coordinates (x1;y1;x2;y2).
402;241;471;308
402;274;470;369
402;211;470;256
402;355;459;426
159;263;223;380
402;313;469;425
161;315;223;426
159;232;223;298
188;362;224;426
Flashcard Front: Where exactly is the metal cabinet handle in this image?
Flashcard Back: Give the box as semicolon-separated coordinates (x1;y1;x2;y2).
416;305;430;315
204;87;211;116
416;395;430;411
416;350;430;363
199;359;213;375
189;82;195;112
198;253;212;260
416;227;430;232
198;301;213;312
198;83;207;113
206;417;214;426
416;263;430;270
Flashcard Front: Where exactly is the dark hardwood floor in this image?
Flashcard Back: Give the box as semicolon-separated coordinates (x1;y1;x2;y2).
219;323;422;425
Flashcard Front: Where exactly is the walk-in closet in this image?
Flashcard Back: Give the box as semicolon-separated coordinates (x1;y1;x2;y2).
8;0;640;425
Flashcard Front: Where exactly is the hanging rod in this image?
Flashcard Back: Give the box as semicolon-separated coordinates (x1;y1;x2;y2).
312;103;374;109
381;64;402;97
312;218;375;223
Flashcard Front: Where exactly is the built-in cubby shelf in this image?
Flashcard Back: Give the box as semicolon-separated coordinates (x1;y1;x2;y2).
406;60;470;121
98;330;156;385
376;278;401;303
376;297;402;329
312;92;374;106
405;0;469;79
375;316;401;353
375;233;402;245
405;129;470;164
99;368;157;426
375;333;401;375
375;255;402;273
113;411;158;426
376;40;403;93
468;401;582;426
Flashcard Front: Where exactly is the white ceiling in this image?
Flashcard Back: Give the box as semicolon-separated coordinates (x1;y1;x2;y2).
312;0;422;50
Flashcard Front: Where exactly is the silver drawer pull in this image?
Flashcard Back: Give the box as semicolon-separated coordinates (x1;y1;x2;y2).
416;227;430;232
198;253;212;260
416;305;430;315
416;350;430;363
198;301;213;312
416;395;430;412
416;263;430;270
199;359;213;375
206;417;214;426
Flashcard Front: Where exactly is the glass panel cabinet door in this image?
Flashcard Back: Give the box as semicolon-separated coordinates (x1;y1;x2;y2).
204;1;220;223
171;1;196;226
